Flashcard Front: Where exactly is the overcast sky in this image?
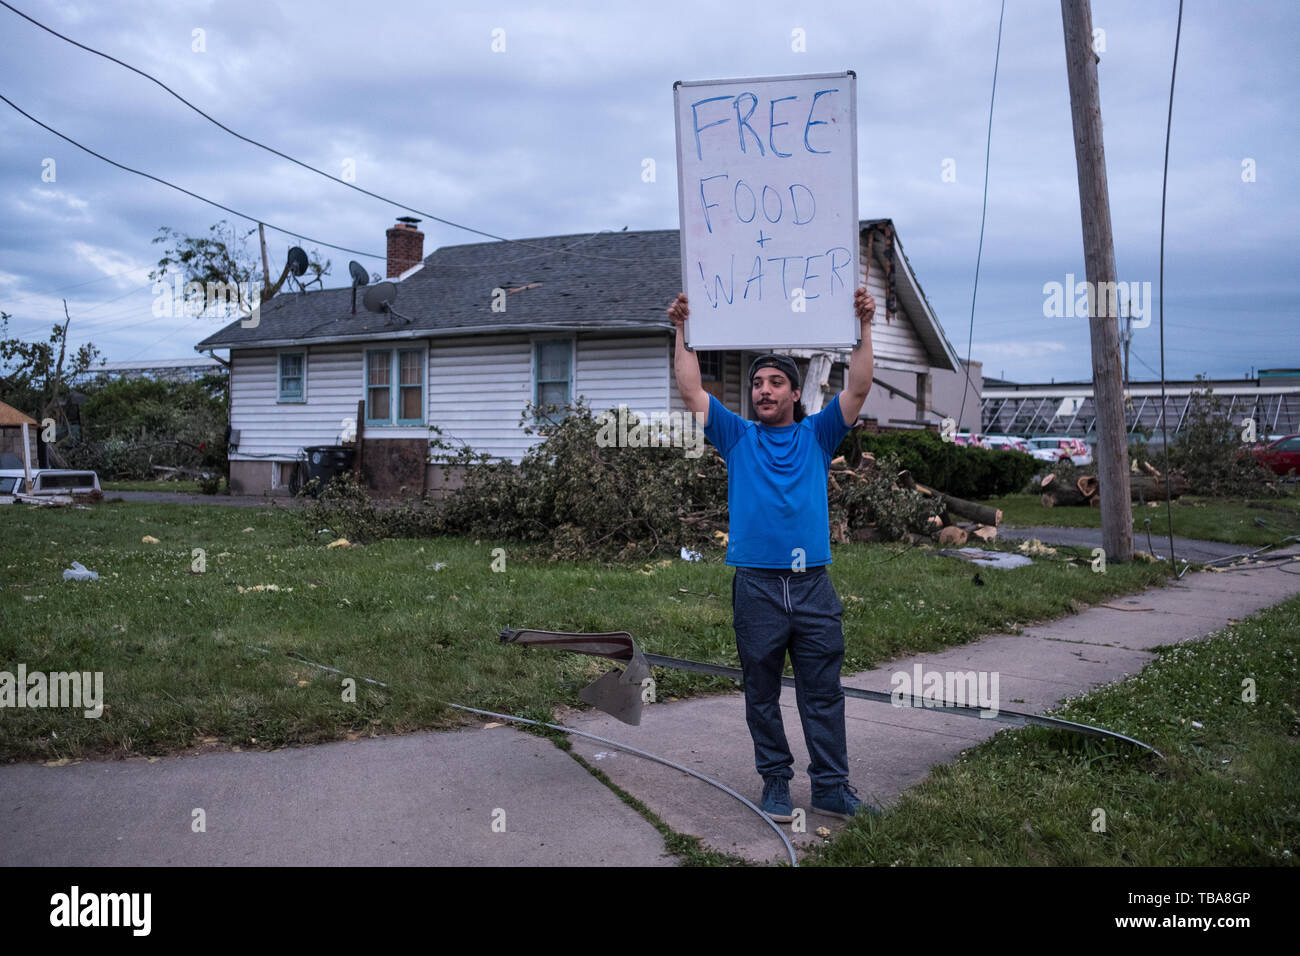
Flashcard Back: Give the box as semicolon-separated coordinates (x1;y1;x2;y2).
1;0;1295;383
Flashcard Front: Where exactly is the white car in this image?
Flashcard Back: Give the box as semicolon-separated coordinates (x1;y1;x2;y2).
983;434;1031;454
0;468;101;498
1025;437;1093;467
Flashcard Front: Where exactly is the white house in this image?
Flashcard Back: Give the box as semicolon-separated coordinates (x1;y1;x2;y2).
197;218;963;496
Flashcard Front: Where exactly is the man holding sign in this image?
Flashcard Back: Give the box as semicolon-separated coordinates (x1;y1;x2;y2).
667;285;877;822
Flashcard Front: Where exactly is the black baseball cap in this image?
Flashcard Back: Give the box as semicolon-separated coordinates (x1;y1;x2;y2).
747;354;801;389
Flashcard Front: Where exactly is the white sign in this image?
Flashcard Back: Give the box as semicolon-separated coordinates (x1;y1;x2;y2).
674;71;859;350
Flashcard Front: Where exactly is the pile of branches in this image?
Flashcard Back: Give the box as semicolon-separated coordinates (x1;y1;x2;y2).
303;404;1008;560
431;401;729;562
827;452;999;547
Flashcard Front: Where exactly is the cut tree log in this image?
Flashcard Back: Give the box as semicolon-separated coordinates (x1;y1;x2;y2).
1130;474;1188;501
913;482;1002;525
1040;474;1093;507
938;526;969;547
1077;475;1099;498
971;525;998;542
1140;460;1161;478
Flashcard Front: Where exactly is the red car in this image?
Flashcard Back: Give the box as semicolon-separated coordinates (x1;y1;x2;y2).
1252;434;1300;476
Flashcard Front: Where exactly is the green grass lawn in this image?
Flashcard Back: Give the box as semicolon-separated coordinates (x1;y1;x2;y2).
807;593;1300;866
991;493;1300;547
101;480;209;494
1;499;1169;762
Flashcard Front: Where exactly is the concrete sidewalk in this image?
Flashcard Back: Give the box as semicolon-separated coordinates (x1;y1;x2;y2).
2;552;1297;867
561;549;1300;862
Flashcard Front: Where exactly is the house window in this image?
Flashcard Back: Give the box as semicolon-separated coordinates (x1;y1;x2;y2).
366;350;391;423
398;350;424;424
699;351;722;382
278;352;305;402
366;348;425;425
534;339;572;421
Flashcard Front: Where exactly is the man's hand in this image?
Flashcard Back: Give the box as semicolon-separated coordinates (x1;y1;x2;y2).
667;292;689;330
669;293;709;417
840;286;876;426
854;286;876;327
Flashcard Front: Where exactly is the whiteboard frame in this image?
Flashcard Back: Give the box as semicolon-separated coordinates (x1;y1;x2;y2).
673;71;859;351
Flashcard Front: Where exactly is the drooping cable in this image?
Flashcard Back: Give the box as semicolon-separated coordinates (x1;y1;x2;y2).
0;94;383;261
956;0;1007;432
0;0;668;266
1156;0;1184;567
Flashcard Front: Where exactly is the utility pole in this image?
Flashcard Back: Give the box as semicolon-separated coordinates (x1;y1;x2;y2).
1061;0;1133;562
258;223;272;299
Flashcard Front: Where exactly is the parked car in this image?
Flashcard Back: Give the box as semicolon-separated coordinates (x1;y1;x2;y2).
953;431;990;449
1250;434;1300;477
1025;436;1094;466
983;434;1031;454
0;468;101;497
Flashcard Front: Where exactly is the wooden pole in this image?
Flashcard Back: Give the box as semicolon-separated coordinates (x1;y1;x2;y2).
1061;0;1133;562
258;223;272;300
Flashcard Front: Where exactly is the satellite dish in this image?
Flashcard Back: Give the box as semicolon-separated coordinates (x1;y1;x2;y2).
348;261;369;286
363;282;398;313
286;246;309;277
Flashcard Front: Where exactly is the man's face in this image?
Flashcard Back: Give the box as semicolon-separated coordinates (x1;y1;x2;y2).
752;368;801;426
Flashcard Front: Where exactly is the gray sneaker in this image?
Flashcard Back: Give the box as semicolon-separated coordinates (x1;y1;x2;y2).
812;783;880;820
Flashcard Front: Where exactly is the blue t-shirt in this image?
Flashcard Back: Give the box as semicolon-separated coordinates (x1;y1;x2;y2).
703;392;852;569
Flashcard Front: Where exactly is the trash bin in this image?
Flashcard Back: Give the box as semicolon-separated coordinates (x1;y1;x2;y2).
304;445;356;495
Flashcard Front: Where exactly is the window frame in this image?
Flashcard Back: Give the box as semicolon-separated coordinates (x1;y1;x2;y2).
531;337;575;423
277;351;307;403
365;346;426;426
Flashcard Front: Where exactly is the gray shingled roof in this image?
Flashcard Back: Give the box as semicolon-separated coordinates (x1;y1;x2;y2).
195;220;955;367
195;229;684;350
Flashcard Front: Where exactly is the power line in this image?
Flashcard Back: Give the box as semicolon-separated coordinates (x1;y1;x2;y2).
956;0;1006;431
0;94;385;261
1157;0;1185;568
0;0;667;266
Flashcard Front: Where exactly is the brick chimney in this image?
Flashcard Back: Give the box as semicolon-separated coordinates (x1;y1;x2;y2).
386;216;425;277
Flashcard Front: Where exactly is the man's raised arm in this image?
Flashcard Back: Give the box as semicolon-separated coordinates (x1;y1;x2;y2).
838;286;876;427
668;293;710;419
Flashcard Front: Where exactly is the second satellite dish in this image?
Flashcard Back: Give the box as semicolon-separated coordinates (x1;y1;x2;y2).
363;282;398;314
349;261;369;286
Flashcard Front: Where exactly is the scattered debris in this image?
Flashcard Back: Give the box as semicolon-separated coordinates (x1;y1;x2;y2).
236;584;293;594
141;535;160;544
61;561;99;582
1017;539;1057;558
327;538;353;549
931;548;1033;570
680;547;702;561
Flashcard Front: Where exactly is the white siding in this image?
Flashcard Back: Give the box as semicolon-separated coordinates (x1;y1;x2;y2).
427;335;535;462
425;332;675;463
575;335;667;413
230;346;365;458
861;247;928;370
